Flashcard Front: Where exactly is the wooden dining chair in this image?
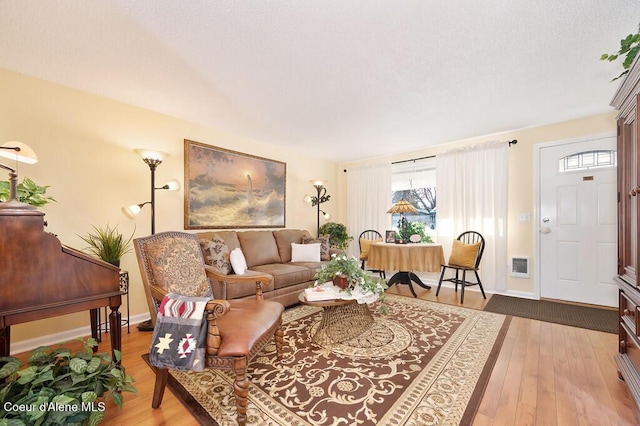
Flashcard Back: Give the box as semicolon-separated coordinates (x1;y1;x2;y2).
435;231;486;304
359;229;385;279
134;231;284;426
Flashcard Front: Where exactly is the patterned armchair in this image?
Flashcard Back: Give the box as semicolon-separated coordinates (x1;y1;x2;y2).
134;231;284;426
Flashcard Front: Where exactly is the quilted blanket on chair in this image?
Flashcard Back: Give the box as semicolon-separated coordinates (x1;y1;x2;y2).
149;293;210;372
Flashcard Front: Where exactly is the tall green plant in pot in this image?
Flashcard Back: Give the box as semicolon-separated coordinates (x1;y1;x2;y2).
318;222;353;250
79;224;134;267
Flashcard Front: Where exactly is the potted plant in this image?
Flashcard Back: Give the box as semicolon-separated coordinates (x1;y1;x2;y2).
0;176;56;207
0;338;136;425
314;253;388;313
318;222;353;250
396;221;434;243
79;224;134;267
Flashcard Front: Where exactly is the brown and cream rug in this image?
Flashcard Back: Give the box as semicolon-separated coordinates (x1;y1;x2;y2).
162;294;510;425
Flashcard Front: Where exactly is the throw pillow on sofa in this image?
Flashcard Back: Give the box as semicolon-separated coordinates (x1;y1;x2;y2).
291;242;321;262
199;236;231;275
229;247;248;274
302;235;330;260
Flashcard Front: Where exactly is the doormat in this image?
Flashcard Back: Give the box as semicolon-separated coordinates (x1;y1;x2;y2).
147;294;510;425
483;294;617;333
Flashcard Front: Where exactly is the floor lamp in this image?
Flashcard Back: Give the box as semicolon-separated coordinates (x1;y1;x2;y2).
304;180;331;236
122;149;180;233
122;149;180;331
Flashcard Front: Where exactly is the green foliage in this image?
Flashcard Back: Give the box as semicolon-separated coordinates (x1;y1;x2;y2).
318;222;353;250
79;224;134;265
313;254;388;313
0;338;136;425
601;31;640;81
0;177;56;207
396;221;434;243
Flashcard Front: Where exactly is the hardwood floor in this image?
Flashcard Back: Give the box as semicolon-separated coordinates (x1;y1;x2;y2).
14;286;640;425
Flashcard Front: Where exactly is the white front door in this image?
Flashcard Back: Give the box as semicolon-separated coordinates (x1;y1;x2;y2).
538;136;618;307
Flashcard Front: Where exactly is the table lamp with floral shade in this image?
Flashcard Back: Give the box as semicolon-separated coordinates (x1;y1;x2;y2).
387;199;417;243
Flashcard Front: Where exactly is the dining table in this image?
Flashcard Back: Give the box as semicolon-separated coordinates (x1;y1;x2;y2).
367;242;445;297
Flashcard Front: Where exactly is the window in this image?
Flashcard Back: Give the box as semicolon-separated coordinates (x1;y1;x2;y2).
391;158;436;242
559;150;617;173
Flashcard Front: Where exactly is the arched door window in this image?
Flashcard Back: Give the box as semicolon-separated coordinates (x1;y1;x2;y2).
558;150;617;173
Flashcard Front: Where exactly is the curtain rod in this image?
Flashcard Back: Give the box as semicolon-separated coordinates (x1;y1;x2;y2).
392;139;517;165
344;139;518;171
391;154;436;165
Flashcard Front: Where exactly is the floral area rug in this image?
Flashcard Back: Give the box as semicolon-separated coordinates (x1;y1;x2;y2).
162;294;510;425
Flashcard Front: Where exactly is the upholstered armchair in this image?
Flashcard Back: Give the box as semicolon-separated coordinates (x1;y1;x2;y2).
134;231;284;426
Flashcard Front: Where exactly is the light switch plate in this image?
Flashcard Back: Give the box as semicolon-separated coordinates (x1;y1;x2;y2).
519;212;530;222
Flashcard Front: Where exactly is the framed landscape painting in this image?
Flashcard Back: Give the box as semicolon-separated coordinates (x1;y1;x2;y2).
184;139;286;229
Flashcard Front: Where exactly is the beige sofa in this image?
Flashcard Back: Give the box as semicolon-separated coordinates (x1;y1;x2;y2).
196;229;335;307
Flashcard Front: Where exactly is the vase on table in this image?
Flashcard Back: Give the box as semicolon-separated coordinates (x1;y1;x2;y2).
332;274;349;289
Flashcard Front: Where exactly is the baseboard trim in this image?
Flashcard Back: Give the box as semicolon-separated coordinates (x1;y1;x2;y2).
10;313;151;355
495;289;537;299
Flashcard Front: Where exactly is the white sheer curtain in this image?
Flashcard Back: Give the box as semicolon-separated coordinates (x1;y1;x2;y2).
436;141;509;292
391;157;436;191
346;163;392;257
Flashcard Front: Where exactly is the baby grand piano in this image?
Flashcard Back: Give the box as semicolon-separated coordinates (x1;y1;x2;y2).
0;198;122;357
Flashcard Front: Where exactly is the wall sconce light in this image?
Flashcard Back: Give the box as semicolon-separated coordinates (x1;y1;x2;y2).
121;149;180;235
0;141;38;209
304;179;331;236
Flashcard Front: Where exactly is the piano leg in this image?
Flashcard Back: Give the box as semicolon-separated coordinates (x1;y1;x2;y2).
109;303;122;362
0;326;10;357
89;308;99;352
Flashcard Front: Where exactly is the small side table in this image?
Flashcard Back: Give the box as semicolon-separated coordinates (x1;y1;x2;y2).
298;292;373;346
98;271;130;340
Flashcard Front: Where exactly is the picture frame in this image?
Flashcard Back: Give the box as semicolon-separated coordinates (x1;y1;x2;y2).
385;230;396;243
184;139;286;229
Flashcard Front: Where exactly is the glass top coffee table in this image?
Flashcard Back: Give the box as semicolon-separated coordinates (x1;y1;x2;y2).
298;291;374;346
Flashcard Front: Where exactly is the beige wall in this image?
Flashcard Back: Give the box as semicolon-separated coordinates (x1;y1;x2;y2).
0;66;618;346
0;68;340;346
338;112;618;295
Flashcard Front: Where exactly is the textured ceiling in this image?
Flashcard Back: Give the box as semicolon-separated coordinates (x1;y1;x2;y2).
1;1;639;162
